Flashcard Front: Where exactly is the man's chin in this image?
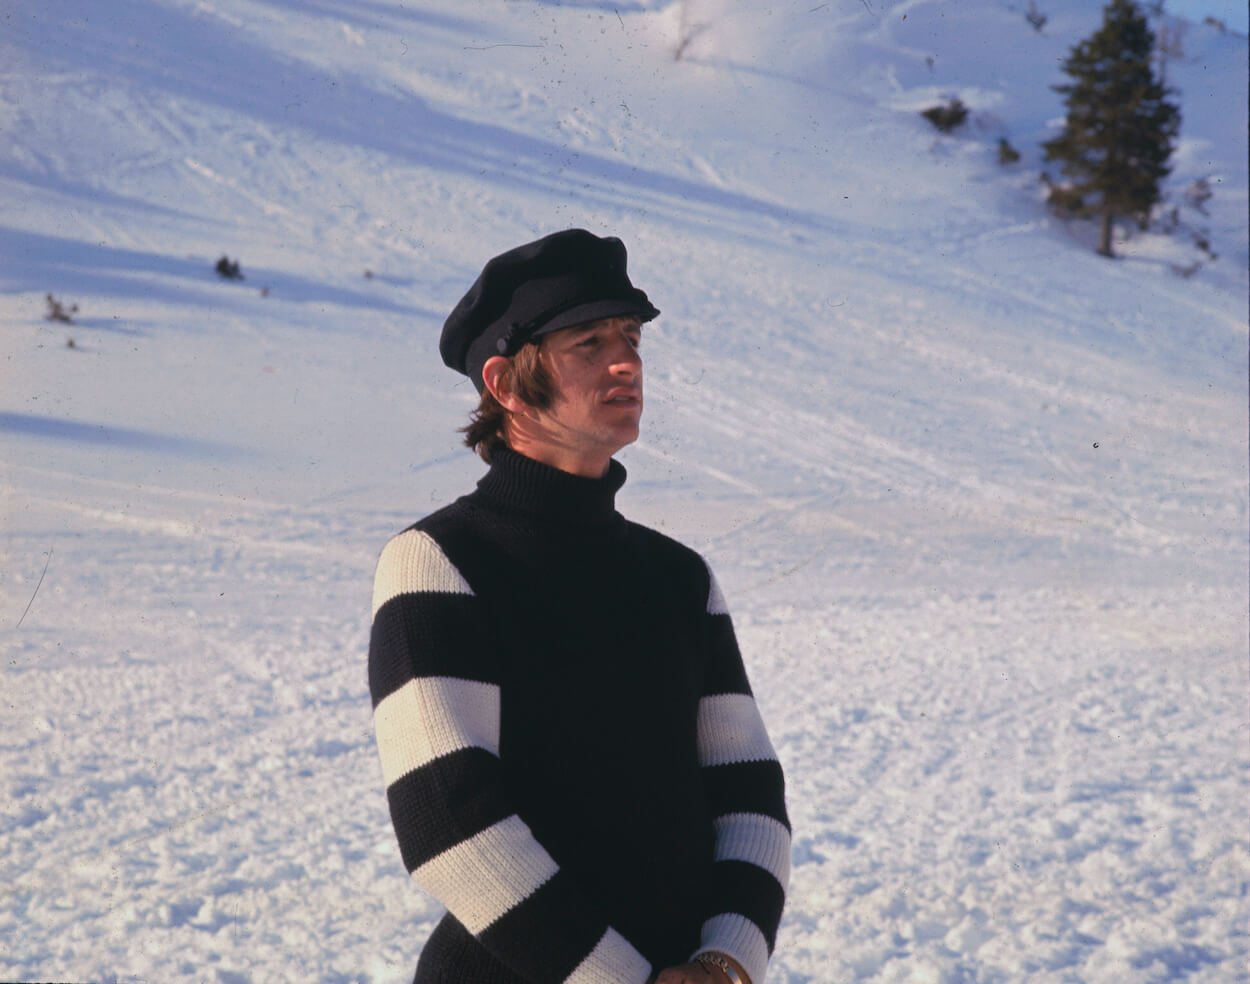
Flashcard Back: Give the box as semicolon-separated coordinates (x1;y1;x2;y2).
605;425;641;456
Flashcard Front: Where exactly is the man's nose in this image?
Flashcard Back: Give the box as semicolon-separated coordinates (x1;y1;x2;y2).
610;335;642;376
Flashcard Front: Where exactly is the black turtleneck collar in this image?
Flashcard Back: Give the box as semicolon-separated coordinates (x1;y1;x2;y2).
473;446;627;526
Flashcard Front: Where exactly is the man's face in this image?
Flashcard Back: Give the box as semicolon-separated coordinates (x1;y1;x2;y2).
528;316;644;473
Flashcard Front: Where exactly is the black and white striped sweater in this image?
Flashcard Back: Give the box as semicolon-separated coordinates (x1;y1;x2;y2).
368;448;789;984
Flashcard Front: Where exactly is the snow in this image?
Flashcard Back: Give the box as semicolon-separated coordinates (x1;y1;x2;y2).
1;0;1246;981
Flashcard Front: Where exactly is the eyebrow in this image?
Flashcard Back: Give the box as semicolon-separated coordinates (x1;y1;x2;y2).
572;318;642;336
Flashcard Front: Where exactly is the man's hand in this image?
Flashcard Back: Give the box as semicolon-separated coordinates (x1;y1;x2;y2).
652;952;751;984
652;962;722;984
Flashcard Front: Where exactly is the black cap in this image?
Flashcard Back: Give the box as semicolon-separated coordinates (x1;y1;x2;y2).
440;229;660;392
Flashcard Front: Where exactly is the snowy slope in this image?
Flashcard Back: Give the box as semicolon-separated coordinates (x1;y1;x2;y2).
1;1;1246;981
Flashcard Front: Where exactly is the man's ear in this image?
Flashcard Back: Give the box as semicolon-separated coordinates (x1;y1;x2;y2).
482;355;525;412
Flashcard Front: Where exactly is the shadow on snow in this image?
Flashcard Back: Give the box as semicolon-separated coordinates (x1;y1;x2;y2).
0;411;250;459
0;227;441;321
13;0;825;242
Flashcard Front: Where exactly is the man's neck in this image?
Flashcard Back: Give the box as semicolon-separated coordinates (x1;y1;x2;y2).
503;431;612;479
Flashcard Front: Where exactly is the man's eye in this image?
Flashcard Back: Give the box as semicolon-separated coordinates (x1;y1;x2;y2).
578;336;599;348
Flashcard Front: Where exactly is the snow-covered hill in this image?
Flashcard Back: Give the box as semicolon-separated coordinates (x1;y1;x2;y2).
1;1;1246;981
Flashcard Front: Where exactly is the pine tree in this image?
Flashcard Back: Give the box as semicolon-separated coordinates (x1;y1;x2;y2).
1042;0;1180;257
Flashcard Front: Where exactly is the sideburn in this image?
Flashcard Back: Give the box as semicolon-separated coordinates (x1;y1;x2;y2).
461;341;555;461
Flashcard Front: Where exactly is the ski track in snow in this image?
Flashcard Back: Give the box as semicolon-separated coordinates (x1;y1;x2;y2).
1;0;1247;981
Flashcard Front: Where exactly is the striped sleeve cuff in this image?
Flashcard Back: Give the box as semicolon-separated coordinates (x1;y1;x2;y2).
694;914;771;984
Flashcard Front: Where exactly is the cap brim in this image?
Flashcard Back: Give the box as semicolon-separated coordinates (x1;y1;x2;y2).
530;298;660;339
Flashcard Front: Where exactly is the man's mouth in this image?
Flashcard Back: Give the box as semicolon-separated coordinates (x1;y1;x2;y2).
605;389;641;405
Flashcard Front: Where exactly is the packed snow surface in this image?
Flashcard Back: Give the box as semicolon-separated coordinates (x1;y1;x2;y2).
1;1;1246;981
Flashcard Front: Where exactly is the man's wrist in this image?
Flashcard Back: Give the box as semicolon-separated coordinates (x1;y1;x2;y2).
695;951;750;984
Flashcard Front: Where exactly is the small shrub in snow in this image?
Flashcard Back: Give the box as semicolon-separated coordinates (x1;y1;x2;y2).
1192;230;1216;259
997;138;1021;165
215;255;244;280
1043;179;1086;217
1167;214;1218;277
1157;205;1181;233
1153;178;1218;274
1183;177;1213;215
673;2;709;61
1025;1;1048;33
920;98;968;133
45;293;78;324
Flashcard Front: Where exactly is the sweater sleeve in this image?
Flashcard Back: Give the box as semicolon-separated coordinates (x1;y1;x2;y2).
690;563;790;984
369;528;652;984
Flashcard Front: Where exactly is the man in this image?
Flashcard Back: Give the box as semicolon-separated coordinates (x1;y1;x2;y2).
368;229;789;984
